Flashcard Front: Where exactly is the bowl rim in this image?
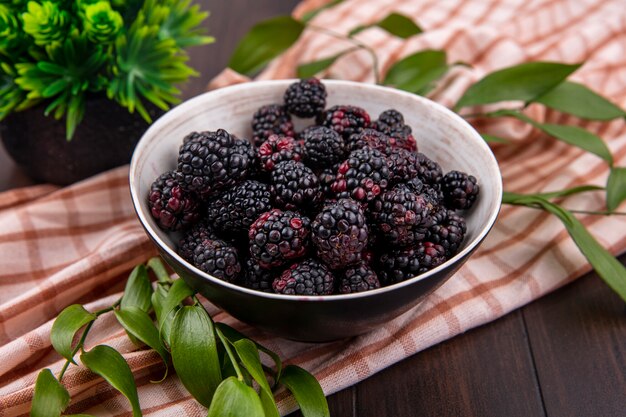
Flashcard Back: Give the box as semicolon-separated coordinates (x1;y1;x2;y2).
129;79;502;302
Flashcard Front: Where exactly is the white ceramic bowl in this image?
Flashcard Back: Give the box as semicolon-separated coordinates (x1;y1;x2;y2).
129;80;502;342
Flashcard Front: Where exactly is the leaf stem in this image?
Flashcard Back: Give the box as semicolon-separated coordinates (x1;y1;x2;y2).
503;201;626;216
216;328;244;381
307;23;380;83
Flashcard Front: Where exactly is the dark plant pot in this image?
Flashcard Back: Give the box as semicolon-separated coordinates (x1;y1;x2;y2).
0;95;162;185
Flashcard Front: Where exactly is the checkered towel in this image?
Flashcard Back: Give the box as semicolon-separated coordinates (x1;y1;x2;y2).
2;0;626;415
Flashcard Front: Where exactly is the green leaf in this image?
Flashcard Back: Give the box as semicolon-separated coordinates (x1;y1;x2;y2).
228;16;305;75
350;12;422;38
147;257;171;284
121;265;152;313
297;49;354;78
301;0;345;23
114;307;169;382
534;185;604;200
151;284;174;345
281;365;329;417
80;345;142;417
170;305;221;407
51;305;96;363
607;167;626;211
481;133;509;143
31;369;70;417
383;50;448;94
455;62;581;109
206;377;265;417
533;81;626;121
158;279;194;335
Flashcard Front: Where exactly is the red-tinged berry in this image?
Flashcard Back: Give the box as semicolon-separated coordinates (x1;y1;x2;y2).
270;160;323;211
442;170;480;210
429;209;467;256
273;258;335;295
284;78;327;118
242;257;276;293
251;104;295;146
257;134;303;172
312;199;369;269
316;105;371;140
249;209;311;268
302;125;346;168
346;128;393;153
318;164;339;198
338;263;380;294
373;109;417;151
178;219;219;261
193;239;242;283
331;147;391;202
376;241;447;285
148;170;201;231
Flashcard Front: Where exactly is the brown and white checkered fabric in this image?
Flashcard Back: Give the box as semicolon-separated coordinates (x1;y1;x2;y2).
2;0;626;415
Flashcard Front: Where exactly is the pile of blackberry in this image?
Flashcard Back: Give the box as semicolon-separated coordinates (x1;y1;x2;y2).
148;78;480;296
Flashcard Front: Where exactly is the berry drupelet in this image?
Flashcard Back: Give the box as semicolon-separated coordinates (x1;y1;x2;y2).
257;134;303;172
270;160;323;211
442;170;480;210
316;105;371;140
148;170;202;231
178;219;219;261
193;239;241;283
242;257;276;293
302;125;346;168
249;209;311;268
331;147;391;201
251;104;295;146
284;78;327;118
338;263;381;294
312;199;369;269
273;258;335;295
206;180;272;235
176;130;254;198
429;209;467;257
376;241;446;285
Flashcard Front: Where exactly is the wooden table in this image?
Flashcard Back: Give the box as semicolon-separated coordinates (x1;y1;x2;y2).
2;1;624;415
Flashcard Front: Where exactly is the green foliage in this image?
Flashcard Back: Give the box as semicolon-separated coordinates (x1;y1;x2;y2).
1;0;213;139
382;49;449;95
349;12;422;38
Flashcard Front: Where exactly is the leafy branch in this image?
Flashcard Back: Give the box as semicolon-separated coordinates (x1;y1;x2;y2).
31;258;329;417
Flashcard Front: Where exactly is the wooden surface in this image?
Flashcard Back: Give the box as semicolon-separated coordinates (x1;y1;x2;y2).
2;1;625;416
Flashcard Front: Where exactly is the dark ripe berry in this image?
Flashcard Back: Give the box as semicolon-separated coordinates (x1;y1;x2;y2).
148;170;201;231
251;104;295;146
338;263;380;294
312;199;368;269
387;148;420;183
273;258;335;295
206;180;272;235
178;219;219;261
318;164;339;197
257;134;303;172
316;105;371;140
429;209;467;256
369;183;433;247
346;128;394;154
176;130;254;198
373;109;417;152
376;241;447;285
302;125;346;168
270;160;323;211
284;78;327;118
415;152;443;187
193;239;242;283
388;129;417;152
249;209;311;268
242;257;276;293
442;170;479;210
331;147;391;202
376;109;405;129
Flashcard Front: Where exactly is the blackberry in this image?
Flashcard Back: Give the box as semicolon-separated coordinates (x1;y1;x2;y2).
178;220;219;261
176;130;254;198
373;109;417;151
257;134;303;172
377;241;446;285
302;125;345;168
312;199;368;269
387;148;420;183
375;109;405;131
273;258;335;295
369;183;433;247
331;147;391;201
415;152;443;187
442;170;479;210
284;78;327;118
251;104;295;146
249;209;311;268
316;105;371;140
206;180;272;235
193;239;241;283
270;160;323;211
388;129;417;152
148;170;201;231
242;257;276;293
318;165;339;197
338;263;380;294
429;209;467;256
346;128;393;154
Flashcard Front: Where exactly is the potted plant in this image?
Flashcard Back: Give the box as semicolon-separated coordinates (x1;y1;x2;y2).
0;0;213;185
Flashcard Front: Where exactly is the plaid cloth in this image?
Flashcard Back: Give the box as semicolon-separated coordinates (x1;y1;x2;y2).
2;0;626;415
